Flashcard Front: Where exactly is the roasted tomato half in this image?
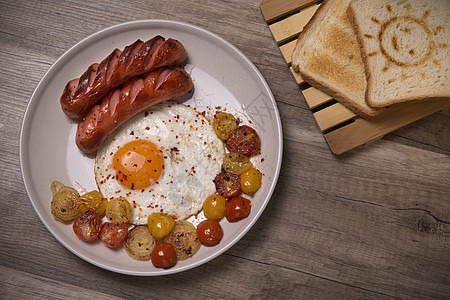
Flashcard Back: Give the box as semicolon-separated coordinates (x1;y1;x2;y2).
100;222;128;248
226;125;260;156
213;171;241;198
73;210;102;241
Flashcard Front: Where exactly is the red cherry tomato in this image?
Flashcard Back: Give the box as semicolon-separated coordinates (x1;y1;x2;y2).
226;125;260;156
197;219;223;247
151;242;177;269
73;210;102;241
213;171;241;198
224;197;251;223
99;222;128;248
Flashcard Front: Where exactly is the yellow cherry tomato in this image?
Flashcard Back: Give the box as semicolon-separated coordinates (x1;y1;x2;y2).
222;152;253;175
147;213;175;240
78;190;107;217
240;168;262;195
202;194;227;220
105;198;132;223
212;112;237;141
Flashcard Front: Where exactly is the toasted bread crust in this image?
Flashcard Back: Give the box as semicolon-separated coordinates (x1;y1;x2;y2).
291;0;331;73
348;0;450;107
292;0;381;118
300;71;377;118
346;2;375;108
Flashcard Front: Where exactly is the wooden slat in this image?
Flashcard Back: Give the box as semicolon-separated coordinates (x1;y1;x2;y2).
280;40;296;64
268;5;318;44
290;67;304;84
302;87;333;109
261;0;450;155
313;104;356;132
324;100;450;154
260;0;318;23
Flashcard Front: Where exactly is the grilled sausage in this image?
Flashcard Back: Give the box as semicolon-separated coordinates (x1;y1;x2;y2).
60;36;187;119
75;66;193;153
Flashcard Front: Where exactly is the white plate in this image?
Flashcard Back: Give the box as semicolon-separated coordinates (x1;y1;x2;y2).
19;20;283;276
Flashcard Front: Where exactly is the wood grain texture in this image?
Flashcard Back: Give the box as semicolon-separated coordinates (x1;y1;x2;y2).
325;101;450;154
1;0;449;299
279;39;296;63
303;87;333;109
260;0;317;23
314;103;356;131
265;0;450;156
268;4;318;43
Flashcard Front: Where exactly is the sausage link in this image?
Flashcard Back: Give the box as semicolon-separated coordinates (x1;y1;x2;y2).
75;66;193;153
60;36;187;119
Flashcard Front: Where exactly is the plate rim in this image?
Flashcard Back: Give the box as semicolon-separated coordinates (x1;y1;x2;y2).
19;19;283;276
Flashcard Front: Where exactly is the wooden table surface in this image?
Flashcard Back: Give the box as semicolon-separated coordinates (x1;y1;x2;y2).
1;0;449;299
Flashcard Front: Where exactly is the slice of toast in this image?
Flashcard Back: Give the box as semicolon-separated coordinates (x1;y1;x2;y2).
291;0;381;118
348;0;450;108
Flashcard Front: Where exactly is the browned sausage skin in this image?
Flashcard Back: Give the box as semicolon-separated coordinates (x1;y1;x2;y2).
75;66;193;153
60;36;188;119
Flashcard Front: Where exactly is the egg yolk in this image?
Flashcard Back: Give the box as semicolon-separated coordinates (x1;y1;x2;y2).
113;140;164;190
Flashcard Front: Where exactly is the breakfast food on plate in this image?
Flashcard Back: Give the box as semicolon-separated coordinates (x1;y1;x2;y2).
214;171;241;198
226;125;261;156
94;101;225;224
72;210;102;242
222;153;253;175
105;197;132;223
99;222;128;248
50;181;81;222
76;66;193;153
60;36;187;119
348;0;450;107
211;112;237;141
163;221;201;260
77;190;107;216
50;107;262;268
224;196;251;223
196;219;223;247
202;194;227;220
51;37;265;269
240;168;262;195
147;213;175;240
125;225;156;260
151;242;177;268
291;0;381;118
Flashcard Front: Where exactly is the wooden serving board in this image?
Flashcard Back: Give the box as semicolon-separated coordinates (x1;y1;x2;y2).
260;0;450;155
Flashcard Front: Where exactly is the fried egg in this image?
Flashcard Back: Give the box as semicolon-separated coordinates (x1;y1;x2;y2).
94;101;225;224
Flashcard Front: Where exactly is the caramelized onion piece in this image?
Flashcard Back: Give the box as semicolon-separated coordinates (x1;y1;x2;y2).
125;226;156;260
50;181;80;223
163;221;200;260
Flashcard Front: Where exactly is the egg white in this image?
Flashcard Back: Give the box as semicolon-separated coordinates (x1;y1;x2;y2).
95;101;225;224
